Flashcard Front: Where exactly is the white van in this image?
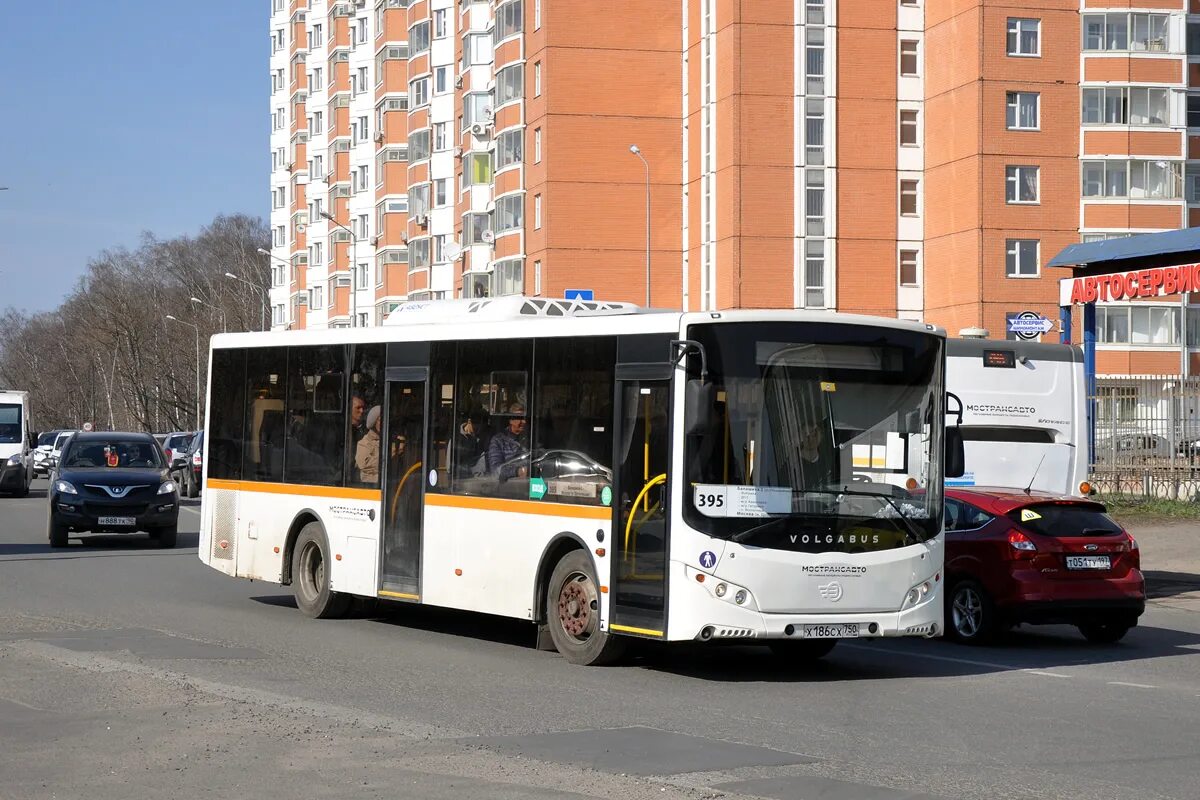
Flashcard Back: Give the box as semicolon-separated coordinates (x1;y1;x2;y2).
0;390;34;497
945;339;1088;496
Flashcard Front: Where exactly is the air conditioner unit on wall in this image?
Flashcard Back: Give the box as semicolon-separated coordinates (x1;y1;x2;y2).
414;214;429;226
469;123;490;138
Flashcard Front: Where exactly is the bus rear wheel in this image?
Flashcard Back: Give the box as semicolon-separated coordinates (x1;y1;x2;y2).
292;522;350;619
545;550;626;666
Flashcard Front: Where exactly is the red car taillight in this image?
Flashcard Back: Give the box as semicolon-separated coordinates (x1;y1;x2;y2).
192;450;201;466
1007;529;1039;560
1127;534;1140;570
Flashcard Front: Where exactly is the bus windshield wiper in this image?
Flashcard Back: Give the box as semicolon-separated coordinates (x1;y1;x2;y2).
728;513;811;544
821;486;929;544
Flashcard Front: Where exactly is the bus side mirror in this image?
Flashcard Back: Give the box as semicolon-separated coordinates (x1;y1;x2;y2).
945;427;965;479
684;380;717;437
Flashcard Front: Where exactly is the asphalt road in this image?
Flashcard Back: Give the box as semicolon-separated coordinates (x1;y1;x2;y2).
2;480;1198;800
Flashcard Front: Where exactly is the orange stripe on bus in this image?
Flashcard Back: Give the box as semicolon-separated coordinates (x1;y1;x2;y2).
424;493;611;520
206;479;382;501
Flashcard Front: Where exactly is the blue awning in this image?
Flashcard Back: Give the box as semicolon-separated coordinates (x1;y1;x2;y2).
1048;227;1200;269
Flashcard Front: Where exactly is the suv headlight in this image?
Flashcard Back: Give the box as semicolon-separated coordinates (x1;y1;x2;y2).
158;480;177;495
54;480;78;495
6;454;21;465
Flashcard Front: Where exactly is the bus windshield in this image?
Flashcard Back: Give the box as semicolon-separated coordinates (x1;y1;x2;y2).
0;404;22;444
684;322;944;553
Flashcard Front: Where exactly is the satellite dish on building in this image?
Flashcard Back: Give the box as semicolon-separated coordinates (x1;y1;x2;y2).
444;240;463;261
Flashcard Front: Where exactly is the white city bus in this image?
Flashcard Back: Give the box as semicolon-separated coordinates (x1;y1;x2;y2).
198;298;958;664
945;339;1087;496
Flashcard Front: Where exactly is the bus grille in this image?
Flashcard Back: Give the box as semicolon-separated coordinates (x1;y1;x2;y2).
210;491;237;562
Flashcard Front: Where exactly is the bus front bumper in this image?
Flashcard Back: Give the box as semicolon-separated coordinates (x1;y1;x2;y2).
667;570;944;642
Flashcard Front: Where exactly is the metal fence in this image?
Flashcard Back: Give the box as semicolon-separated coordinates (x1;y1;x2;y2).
1091;375;1200;499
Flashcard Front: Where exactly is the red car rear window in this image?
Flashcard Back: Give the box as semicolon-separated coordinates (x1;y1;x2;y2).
1008;503;1123;538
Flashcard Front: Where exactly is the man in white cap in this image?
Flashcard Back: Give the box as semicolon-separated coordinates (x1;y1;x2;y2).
356;405;382;484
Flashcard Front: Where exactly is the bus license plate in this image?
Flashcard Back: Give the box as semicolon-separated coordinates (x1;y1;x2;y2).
801;623;859;639
1066;555;1110;570
98;516;136;526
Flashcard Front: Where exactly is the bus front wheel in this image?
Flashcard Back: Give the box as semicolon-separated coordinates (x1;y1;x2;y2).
545;550;626;666
292;522;351;619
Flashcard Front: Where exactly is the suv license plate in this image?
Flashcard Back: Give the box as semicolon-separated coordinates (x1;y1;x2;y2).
1066;555;1111;570
801;623;859;639
97;516;136;526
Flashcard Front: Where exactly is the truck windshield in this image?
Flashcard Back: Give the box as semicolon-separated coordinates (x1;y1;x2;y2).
684;322;945;553
0;403;21;444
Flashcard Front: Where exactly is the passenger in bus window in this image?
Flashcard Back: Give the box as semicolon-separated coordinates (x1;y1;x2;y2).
455;410;487;478
488;403;528;480
350;394;367;444
356;405;382;484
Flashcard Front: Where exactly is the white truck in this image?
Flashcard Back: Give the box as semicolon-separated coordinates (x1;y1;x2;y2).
945;339;1088;496
0;390;35;497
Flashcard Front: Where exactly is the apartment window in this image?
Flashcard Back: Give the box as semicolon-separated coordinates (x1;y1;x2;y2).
311;155;322;179
899;40;919;76
1005;239;1039;277
1083;13;1168;52
273;187;286;208
272;28;284;52
806;0;824;25
1189;95;1200;128
410;20;430;54
534;127;542;163
1006;92;1039;130
496;129;523;169
1081;160;1181;199
356;17;368;45
806;27;825;94
534;194;542;229
899;109;919;146
312;68;323;91
310;111;323;135
434;122;448;151
310;285;324;310
271;68;284;93
463;93;492;129
1006;18;1040;56
533;61;541;97
900;179;919;215
356;165;369;192
434;178;449;207
274;226;286;247
357;214;369;240
494;258;524;295
495;0;523;43
464;212;491;244
534;0;541;29
1187;164;1200;203
434;8;448;38
497;64;524;104
410;238;430;269
804;240;825;308
409;184;430;218
1189;22;1200;54
805;170;825;236
464;33;493;67
357;67;368;95
435;66;450;94
313;241;324;265
409;129;431;161
464;152;493;184
357;115;369;143
272;266;285;287
495;194;524;232
1082;87;1169;126
310;24;324;49
410;77;429;108
433;235;447;264
1005;166;1039;204
899;250;919;286
805;99;825;164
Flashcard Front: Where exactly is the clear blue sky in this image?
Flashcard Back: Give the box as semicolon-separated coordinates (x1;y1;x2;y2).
0;1;266;313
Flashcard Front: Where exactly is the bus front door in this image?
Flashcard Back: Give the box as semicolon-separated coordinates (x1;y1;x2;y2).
610;379;670;639
379;376;426;600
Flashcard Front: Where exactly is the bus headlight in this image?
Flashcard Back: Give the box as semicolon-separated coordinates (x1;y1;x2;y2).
903;580;934;610
714;583;727;597
734;589;748;605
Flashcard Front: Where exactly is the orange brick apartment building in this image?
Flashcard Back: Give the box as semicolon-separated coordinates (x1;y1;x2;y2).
267;0;1200;374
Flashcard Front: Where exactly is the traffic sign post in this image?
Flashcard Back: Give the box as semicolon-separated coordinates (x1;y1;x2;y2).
1006;312;1054;341
82;422;94;432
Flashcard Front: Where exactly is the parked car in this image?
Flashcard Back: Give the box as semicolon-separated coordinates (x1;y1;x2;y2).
171;429;203;498
159;431;195;470
943;487;1144;645
33;429;65;477
1095;433;1171;460
48;431;179;548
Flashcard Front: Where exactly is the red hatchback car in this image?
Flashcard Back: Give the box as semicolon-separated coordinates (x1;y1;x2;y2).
943;488;1145;645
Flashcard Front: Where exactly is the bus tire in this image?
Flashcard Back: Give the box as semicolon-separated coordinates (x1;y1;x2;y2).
292;522;350;619
545;550;626;666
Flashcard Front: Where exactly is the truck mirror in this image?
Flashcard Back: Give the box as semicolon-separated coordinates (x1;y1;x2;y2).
945;427;965;479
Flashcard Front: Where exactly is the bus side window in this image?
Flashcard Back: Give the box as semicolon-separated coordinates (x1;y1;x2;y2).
209;348;246;481
284;344;349;487
347;343;385;487
242;347;286;483
453;339;531;498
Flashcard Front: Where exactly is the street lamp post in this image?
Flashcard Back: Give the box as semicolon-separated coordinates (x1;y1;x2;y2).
629;145;651;308
190;296;227;333
225;271;268;331
320;212;359;327
165;315;201;430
